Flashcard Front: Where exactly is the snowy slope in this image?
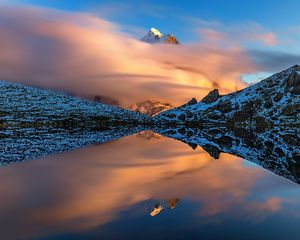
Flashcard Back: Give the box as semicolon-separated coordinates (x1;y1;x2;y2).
0;80;151;126
155;65;300;126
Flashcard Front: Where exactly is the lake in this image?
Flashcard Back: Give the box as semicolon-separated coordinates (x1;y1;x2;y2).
0;130;300;240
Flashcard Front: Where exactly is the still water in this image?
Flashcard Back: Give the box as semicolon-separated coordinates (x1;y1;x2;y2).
0;131;300;240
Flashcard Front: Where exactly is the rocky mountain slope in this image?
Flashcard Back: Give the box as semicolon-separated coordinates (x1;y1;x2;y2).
0;80;151;127
141;27;179;44
155;65;300;126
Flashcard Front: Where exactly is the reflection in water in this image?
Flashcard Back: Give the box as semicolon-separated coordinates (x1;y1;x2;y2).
0;133;300;239
156;126;300;183
0;125;145;165
149;198;180;216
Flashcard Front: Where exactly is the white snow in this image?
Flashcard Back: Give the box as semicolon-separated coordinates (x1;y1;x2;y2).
150;27;163;37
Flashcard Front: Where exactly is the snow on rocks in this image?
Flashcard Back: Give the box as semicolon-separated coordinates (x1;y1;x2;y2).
155;65;300;127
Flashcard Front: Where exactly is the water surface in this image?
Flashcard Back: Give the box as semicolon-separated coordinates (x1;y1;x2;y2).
0;131;299;240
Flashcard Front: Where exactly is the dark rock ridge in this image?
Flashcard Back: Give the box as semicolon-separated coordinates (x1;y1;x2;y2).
200;89;220;104
155;126;300;184
155;65;300;126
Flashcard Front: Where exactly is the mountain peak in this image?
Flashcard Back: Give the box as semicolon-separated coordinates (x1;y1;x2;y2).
141;27;179;44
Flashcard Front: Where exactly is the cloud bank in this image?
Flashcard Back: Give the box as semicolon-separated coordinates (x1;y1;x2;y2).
0;6;257;106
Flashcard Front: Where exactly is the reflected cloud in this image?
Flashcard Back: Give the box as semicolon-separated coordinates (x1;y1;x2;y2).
0;134;298;239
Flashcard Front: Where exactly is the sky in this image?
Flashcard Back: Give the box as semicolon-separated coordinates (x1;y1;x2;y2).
1;0;300;105
7;0;300;41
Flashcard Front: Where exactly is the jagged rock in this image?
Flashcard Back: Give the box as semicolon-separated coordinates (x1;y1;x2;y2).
201;144;221;159
179;98;198;108
200;89;220;104
188;142;198;150
187;97;198;105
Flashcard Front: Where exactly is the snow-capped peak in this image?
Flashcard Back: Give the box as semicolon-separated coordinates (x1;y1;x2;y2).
141;27;179;44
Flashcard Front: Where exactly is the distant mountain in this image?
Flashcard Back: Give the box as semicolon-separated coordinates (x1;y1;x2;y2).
155;65;300;126
141;27;179;44
129;99;174;116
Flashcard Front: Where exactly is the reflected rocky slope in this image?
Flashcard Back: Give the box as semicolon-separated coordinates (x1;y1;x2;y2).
1;125;145;166
155;126;300;183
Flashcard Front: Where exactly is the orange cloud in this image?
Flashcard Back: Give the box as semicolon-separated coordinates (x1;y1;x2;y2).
0;6;255;106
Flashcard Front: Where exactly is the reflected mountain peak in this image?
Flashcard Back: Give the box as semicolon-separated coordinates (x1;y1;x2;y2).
149;198;180;217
